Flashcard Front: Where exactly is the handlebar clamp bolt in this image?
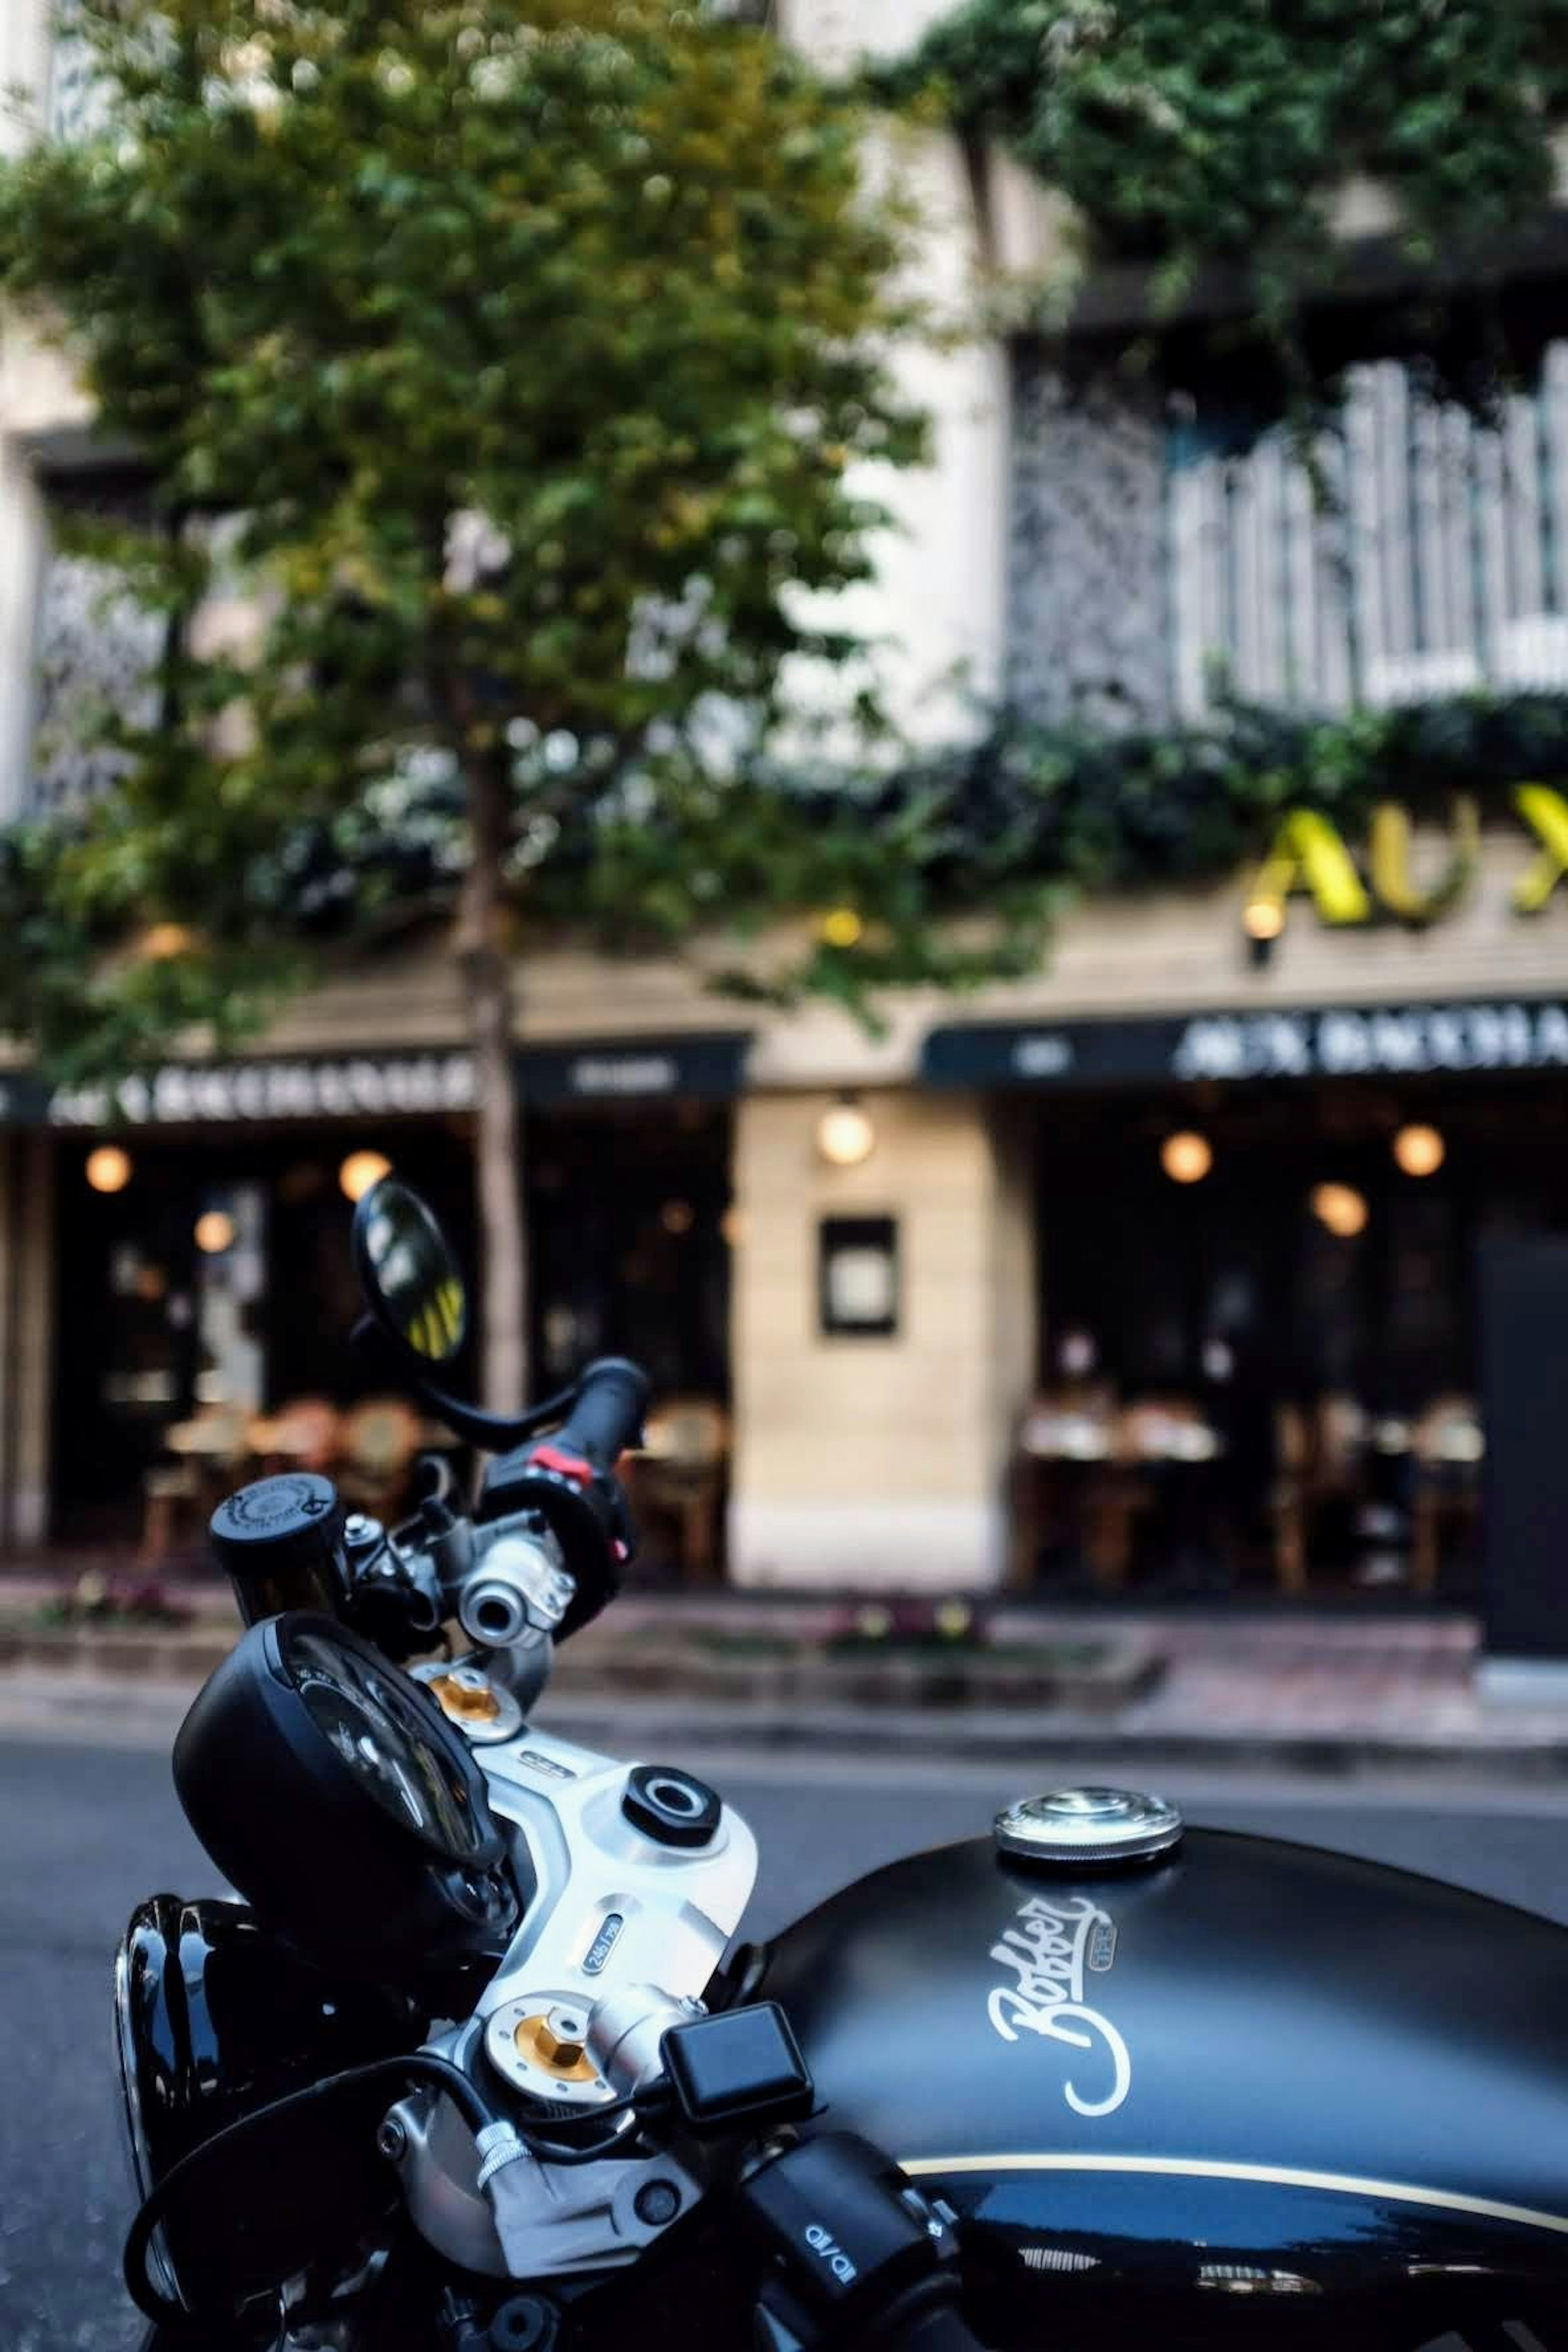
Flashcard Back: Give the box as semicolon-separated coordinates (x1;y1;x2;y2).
537;2007;588;2069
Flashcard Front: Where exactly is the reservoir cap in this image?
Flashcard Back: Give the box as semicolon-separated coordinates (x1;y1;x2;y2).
993;1786;1183;1868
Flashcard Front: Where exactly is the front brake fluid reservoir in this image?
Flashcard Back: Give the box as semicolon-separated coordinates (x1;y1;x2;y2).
209;1474;349;1624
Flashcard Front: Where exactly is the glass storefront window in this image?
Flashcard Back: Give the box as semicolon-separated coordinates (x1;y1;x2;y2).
52;1126;478;1546
1022;1076;1568;1602
51;1100;735;1577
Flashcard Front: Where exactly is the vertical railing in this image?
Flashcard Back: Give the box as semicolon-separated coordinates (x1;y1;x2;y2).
1169;347;1568;714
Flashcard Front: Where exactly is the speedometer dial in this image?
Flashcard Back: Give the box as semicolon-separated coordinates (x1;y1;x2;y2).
174;1614;521;1972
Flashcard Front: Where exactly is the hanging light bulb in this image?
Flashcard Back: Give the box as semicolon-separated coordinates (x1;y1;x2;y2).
1160;1130;1213;1184
339;1149;392;1203
85;1145;133;1194
194;1208;236;1254
1392;1123;1445;1178
1310;1182;1368;1238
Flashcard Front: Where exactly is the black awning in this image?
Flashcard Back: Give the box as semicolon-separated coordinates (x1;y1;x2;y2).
3;1048;477;1130
514;1031;751;1107
922;997;1568;1091
0;1030;756;1132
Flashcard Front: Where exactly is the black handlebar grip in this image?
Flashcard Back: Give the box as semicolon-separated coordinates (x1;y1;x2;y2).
875;2293;987;2352
551;1357;651;1472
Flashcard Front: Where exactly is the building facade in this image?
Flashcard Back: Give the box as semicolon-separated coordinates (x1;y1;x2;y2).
5;0;1568;1620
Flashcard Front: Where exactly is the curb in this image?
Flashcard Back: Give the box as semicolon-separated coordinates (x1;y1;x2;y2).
535;1699;1568;1785
3;1661;1568;1783
0;1625;1165;1715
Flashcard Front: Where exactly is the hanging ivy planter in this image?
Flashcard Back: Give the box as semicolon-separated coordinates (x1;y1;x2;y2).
873;0;1568;396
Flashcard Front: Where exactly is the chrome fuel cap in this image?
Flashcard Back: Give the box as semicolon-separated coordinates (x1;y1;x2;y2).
993;1786;1183;1868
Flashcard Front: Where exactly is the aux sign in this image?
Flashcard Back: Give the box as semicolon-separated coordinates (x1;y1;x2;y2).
1243;783;1568;935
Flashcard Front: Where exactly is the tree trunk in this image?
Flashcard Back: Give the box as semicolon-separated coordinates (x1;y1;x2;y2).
456;752;528;1414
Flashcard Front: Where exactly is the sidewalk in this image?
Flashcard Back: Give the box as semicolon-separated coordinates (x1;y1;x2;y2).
2;1561;1564;1773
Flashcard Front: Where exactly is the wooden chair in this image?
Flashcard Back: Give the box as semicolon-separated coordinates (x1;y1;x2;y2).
1009;1387;1116;1586
140;1402;252;1564
338;1395;425;1524
1269;1403;1312;1596
1410;1394;1484;1597
140;1461;202;1566
250;1395;343;1475
1083;1397;1225;1590
629;1399;730;1583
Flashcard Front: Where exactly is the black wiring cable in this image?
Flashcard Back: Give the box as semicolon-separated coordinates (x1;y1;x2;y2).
125;2054;489;2332
123;2052;673;2331
517;2082;675;2166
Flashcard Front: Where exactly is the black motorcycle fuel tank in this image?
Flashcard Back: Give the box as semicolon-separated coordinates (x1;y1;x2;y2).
759;1802;1568;2344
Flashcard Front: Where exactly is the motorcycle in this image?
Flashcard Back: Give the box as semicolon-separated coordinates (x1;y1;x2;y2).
115;1173;1568;2351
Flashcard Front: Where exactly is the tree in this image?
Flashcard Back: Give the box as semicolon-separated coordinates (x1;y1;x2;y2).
0;0;947;1409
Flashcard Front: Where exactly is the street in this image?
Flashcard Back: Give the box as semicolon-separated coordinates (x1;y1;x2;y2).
8;1727;1568;2349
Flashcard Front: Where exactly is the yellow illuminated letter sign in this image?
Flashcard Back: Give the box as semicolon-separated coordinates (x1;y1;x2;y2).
1368;796;1478;924
1247;810;1371;931
1245;797;1505;936
1512;784;1568;913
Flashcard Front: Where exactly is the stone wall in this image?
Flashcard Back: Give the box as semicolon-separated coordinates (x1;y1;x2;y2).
728;1087;1036;1590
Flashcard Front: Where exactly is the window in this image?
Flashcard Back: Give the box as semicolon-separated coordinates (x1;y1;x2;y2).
1167;348;1568;716
30;479;167;818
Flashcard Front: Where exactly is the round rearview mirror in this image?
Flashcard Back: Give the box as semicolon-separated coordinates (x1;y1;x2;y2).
352;1176;468;1365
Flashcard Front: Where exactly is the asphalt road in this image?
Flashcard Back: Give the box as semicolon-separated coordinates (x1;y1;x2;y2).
8;1729;1568;2350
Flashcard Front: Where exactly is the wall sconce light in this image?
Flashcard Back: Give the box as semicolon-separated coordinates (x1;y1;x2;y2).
816;1094;876;1169
1243;895;1285;968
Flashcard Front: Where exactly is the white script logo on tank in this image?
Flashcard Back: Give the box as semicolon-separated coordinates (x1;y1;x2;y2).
986;1893;1131;2118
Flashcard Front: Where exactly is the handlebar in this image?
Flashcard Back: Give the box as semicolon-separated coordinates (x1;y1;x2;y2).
473;1356;651;1635
546;1356;651;1473
737;2132;980;2352
871;2293;988;2352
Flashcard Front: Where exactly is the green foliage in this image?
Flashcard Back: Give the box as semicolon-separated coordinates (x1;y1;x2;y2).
0;0;952;1072
7;687;1554;1055
555;685;1568;963
878;0;1568;375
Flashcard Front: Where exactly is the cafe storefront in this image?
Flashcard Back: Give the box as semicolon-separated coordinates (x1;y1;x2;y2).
927;996;1568;1606
7;804;1568;1637
4;1031;745;1574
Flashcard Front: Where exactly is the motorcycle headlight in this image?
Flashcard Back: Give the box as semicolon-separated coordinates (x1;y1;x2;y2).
173;1613;521;1974
113;1893;423;2311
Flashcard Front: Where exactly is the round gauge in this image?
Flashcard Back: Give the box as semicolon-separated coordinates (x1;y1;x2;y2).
174;1613;522;1972
278;1619;496;1855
